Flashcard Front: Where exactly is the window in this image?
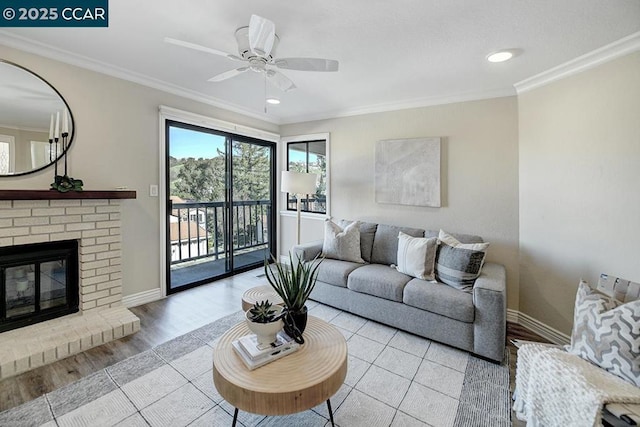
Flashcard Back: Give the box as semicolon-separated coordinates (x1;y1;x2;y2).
286;139;327;214
0;135;15;175
30;140;60;169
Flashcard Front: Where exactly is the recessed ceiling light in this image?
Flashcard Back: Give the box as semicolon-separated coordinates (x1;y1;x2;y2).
266;98;281;105
486;50;515;63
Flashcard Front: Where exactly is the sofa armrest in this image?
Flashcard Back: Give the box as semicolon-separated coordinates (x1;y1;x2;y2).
472;262;507;362
292;240;323;262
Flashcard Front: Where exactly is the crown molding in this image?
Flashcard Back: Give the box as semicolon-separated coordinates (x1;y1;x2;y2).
280;87;516;125
159;105;280;142
7;29;636;126
0;31;281;125
515;31;640;94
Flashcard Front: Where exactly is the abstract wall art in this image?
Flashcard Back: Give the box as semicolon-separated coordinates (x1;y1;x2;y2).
375;137;441;207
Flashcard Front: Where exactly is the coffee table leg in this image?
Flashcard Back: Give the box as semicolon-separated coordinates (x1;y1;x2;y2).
232;408;238;426
327;399;335;426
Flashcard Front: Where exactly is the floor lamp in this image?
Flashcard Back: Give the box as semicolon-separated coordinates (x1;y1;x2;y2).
281;171;318;245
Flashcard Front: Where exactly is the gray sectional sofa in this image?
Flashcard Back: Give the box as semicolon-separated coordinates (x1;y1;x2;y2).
293;222;507;362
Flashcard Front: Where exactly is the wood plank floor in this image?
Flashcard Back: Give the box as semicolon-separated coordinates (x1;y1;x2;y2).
0;268;549;418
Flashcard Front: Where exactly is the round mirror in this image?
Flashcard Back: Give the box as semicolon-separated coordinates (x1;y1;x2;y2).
0;60;74;177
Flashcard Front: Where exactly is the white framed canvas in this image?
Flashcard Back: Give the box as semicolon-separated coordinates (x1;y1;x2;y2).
375;137;441;207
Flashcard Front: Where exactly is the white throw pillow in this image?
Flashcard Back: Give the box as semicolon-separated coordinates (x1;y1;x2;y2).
322;219;365;263
395;232;438;280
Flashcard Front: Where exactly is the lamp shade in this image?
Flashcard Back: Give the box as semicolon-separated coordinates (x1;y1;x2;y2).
281;171;317;195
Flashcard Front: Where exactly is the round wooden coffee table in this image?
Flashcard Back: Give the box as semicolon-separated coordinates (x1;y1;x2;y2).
213;316;347;426
241;285;284;311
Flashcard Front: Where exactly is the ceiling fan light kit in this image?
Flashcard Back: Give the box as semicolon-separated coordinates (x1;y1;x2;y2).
165;14;339;95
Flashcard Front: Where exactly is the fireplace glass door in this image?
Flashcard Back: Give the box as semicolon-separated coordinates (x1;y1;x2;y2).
1;240;79;333
5;260;68;318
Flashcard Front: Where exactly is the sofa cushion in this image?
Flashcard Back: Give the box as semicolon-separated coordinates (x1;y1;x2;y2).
338;220;378;263
435;230;489;293
371;224;424;266
403;279;475;323
315;258;364;288
396;232;438;281
322;219;365;263
347;264;412;302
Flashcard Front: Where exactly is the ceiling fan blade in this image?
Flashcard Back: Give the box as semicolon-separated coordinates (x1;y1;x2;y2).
248;15;276;56
164;37;243;61
267;70;296;92
208;67;250;82
274;58;339;72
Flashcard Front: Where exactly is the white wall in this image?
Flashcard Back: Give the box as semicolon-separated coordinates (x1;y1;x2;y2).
281;96;521;310
518;51;640;334
0;45;278;297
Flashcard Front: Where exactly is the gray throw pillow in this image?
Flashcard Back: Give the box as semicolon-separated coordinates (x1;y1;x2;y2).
322;219;365;263
395;232;438;281
435;230;489;292
338;220;377;262
568;280;640;387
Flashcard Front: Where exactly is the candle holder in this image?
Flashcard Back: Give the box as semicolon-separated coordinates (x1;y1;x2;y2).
50;132;83;193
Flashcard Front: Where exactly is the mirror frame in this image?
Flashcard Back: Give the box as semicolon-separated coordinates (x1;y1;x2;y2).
0;59;75;177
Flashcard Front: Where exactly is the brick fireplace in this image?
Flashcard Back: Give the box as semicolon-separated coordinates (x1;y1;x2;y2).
0;191;139;380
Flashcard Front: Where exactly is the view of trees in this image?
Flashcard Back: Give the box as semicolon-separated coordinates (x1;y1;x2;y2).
287;142;327;213
171;141;271;202
170;140;272;257
168;131;330;266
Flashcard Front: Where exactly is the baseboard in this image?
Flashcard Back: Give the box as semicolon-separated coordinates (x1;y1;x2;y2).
122;288;164;308
506;308;519;324
508;309;570;346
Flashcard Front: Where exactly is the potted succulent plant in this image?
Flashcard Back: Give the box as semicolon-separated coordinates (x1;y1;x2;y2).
264;252;322;343
245;300;284;346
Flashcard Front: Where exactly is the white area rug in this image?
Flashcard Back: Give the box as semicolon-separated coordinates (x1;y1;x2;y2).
0;301;510;426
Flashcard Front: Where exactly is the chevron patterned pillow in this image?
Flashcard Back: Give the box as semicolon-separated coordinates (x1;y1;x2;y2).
568;280;640;387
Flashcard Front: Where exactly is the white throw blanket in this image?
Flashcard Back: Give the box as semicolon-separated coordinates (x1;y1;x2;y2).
513;343;640;426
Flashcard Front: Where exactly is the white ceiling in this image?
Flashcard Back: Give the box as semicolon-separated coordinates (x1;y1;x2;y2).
0;0;639;125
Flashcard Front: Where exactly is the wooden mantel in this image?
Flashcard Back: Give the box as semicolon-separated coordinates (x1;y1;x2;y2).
0;190;137;200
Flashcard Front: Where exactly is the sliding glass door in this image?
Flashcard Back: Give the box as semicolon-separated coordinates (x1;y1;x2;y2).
165;121;276;294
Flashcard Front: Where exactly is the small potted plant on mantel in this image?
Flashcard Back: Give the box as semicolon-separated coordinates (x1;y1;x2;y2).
245;300;284;346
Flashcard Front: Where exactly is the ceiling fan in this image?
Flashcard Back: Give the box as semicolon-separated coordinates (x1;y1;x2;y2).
165;15;339;92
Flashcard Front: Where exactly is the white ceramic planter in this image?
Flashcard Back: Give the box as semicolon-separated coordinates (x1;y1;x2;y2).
245;308;284;346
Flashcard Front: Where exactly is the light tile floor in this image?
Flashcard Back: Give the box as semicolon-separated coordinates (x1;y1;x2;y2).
0;303;511;427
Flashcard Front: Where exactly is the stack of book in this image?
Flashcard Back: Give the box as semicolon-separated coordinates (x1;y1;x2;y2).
232;331;300;370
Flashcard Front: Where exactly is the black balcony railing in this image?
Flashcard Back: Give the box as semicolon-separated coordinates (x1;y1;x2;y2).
286;196;326;214
170;200;271;265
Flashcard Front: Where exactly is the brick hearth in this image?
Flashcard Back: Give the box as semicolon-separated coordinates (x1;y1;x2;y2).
0;198;140;380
